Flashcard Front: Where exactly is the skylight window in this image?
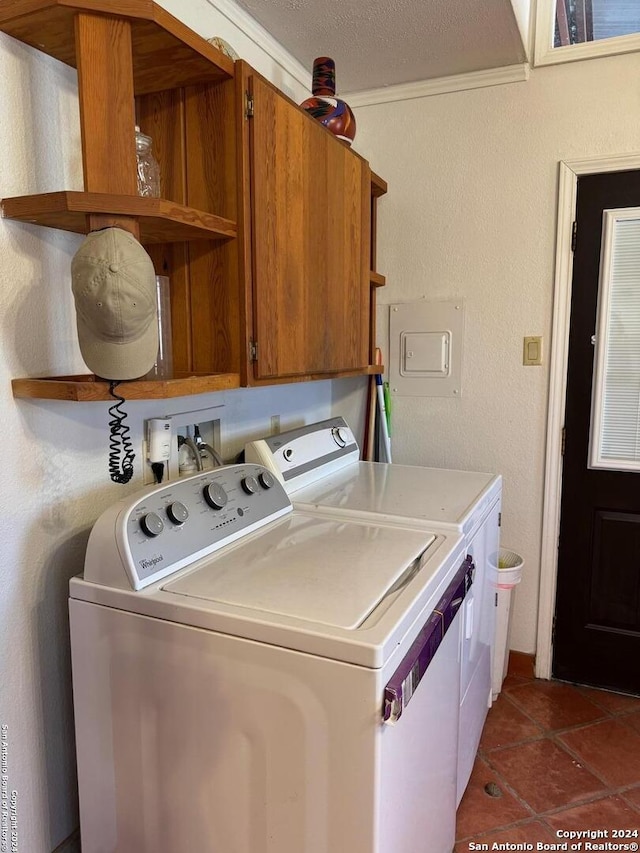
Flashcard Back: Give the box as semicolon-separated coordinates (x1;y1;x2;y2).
555;0;640;46
536;0;640;65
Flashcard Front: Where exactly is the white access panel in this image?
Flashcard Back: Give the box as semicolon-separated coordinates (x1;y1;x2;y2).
389;299;464;397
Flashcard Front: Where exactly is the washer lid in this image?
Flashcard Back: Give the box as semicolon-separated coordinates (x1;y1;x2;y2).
164;512;435;630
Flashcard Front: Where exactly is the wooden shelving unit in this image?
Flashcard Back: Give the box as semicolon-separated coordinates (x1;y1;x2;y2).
0;1;234;95
1;0;239;402
10;366;384;401
2;192;237;243
371;172;388;198
368;174;387;363
11;373;241;402
3;0;387;403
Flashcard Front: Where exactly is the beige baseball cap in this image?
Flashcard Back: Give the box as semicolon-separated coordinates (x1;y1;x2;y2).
71;227;159;381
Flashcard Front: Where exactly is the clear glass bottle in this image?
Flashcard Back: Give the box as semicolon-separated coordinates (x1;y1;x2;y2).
135;125;161;198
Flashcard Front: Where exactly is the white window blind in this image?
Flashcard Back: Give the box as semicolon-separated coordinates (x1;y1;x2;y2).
590;211;640;471
592;0;640;42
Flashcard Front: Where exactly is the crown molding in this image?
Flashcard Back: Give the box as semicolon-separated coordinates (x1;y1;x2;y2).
203;0;310;90
198;3;529;108
345;63;530;109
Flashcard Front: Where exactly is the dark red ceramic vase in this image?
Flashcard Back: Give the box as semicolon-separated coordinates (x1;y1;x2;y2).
300;57;356;146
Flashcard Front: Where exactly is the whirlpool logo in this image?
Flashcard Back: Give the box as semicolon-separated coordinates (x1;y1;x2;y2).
140;554;164;571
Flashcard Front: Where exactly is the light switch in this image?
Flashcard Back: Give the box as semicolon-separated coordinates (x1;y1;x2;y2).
523;336;543;366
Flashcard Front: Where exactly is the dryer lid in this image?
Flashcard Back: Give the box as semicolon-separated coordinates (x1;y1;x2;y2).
291;462;500;531
163;512;436;630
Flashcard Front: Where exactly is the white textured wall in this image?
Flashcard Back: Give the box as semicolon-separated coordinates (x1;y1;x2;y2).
0;3;325;850
352;51;640;655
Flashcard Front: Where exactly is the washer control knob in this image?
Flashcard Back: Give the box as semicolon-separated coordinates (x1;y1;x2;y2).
332;427;348;447
140;512;164;537
203;482;228;510
258;471;275;489
283;448;294;461
241;475;259;495
166;501;189;525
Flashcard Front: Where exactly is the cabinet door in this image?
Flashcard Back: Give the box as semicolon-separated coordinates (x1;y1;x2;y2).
249;74;370;379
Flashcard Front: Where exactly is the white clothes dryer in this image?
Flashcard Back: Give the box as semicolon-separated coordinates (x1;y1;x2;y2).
70;464;469;853
246;418;502;803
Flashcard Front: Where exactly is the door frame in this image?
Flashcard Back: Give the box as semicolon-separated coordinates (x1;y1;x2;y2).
537;151;640;680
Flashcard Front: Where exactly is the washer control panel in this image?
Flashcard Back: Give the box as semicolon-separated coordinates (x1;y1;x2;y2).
84;464;293;591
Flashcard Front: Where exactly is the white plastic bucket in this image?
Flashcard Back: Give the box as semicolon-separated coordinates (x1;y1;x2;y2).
495;548;525;589
490;549;525;697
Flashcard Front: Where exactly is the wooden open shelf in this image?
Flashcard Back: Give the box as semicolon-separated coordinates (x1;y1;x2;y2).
1;192;237;243
0;0;234;95
371;172;388;198
12;373;241;402
11;367;382;400
370;271;386;287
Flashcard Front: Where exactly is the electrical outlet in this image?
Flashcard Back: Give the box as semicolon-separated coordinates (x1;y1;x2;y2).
143;418;173;485
271;415;281;434
143;436;174;485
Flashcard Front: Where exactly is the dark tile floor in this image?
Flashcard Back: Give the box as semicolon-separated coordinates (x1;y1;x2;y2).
455;669;640;851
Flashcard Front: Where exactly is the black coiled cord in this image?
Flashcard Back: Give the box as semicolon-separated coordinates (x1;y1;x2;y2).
108;381;135;484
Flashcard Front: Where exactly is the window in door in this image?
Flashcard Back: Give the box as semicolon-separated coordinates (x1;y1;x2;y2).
589;209;640;472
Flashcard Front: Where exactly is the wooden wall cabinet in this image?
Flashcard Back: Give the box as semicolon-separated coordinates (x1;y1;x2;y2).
2;1;386;402
237;65;371;384
189;62;386;388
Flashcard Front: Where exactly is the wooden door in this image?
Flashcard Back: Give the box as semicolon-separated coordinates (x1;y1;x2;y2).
247;73;370;380
553;170;640;694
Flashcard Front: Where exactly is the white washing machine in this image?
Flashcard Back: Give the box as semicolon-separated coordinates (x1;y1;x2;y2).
246;418;502;804
69;463;470;853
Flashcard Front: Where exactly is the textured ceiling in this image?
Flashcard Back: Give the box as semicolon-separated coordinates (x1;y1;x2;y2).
234;0;528;93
